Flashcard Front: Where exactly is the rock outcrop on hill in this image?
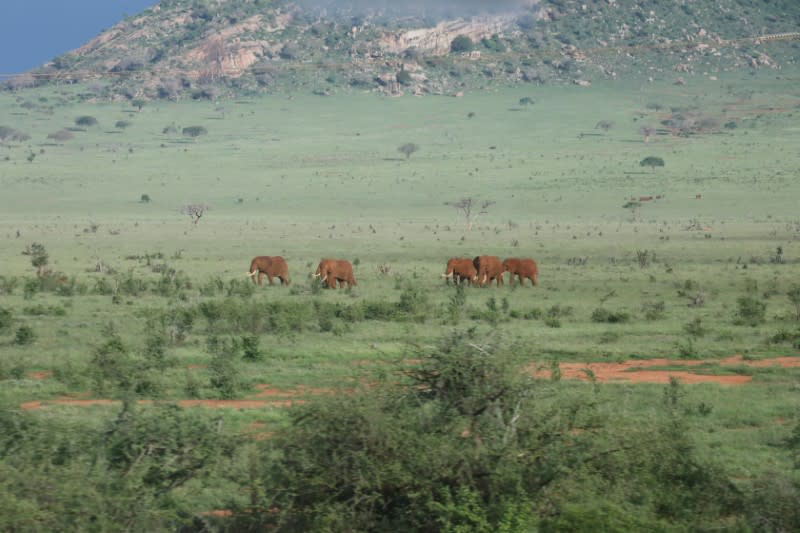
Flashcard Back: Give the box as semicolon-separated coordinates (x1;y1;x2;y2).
5;0;799;99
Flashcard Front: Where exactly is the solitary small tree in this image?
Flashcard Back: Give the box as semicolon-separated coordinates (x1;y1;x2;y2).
22;243;48;276
640;156;665;172
445;197;495;231
398;142;419;160
180;204;210;225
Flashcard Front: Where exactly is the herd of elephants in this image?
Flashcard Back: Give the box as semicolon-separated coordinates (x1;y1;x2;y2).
247;256;539;288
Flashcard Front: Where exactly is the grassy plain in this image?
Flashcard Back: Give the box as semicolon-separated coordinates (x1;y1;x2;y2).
1;67;800;514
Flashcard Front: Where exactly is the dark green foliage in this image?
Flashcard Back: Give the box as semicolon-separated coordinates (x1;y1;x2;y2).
396;69;412;85
104;402;235;493
207;336;244;398
89;325;133;394
734;296;767;326
481;34;506;52
237;331;748;530
139;193;151;203
450;34;474;53
592;308;631;323
0;307;12;333
519;96;535;106
13;325;35;345
182;125;208;137
397;283;429;321
241;335;263;361
74;115;98;127
22;304;66;316
0;276;18;295
24;242;48;273
640;156;665;171
114;120;131;129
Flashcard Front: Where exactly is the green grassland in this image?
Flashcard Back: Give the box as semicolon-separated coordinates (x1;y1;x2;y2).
2;65;800;528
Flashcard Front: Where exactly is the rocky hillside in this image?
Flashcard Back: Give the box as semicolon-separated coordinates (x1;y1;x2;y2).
5;0;800;99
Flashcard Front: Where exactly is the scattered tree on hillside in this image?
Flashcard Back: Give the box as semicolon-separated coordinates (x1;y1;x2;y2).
140;194;151;204
180;204;210;225
398;142;419;160
75;116;98;127
131;99;145;112
640;156;665;172
445;197;495;231
182;126;208;138
450;34;474;53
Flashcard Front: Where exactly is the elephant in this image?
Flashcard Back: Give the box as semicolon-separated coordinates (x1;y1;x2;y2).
314;258;357;289
442;257;477;286
502;257;538;287
247;256;290;286
473;255;504;286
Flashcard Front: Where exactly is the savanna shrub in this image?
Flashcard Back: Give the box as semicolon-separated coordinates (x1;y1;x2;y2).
241;335;263;361
641;300;665;320
0;307;12;333
182;126;207;138
207;336;243;398
734;296;767;326
14;325;35;345
591;308;631;324
75;115;98;127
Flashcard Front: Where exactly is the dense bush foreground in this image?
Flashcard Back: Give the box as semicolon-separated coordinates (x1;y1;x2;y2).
2;330;799;531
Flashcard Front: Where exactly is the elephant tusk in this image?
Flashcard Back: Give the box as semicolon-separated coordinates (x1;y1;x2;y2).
246;270;257;277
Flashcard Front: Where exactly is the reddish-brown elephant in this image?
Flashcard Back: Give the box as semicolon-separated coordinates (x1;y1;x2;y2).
314;258;357;289
247;256;290;286
473;255;504;286
442;257;477;286
502;257;538;287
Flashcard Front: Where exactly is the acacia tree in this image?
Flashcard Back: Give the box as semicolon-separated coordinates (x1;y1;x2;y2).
23;243;48;276
180;204;210;225
640;156;665;172
398;142;419;160
445;197;495;231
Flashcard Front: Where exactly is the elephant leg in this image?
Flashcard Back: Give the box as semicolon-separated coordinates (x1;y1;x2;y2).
267;274;274;285
257;272;265;287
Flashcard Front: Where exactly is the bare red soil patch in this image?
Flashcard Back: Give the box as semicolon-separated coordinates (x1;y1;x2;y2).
27;371;52;380
530;356;800;385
